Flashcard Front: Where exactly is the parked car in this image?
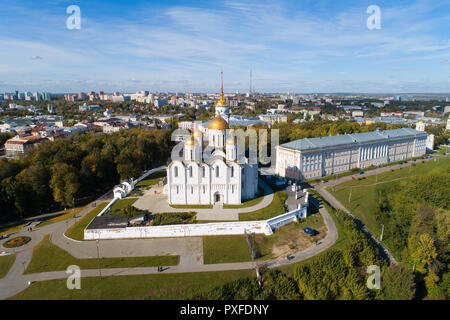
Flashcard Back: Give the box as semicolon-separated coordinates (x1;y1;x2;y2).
321;179;328;183
303;227;317;236
359;171;364;175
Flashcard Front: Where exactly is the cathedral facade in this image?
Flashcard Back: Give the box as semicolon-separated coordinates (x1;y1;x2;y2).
165;72;258;205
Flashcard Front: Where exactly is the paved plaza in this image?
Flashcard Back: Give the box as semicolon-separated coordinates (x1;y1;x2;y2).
133;178;274;221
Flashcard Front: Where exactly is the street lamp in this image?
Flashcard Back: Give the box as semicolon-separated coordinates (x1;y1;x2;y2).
96;239;102;278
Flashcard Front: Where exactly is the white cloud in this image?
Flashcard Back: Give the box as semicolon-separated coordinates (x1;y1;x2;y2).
1;0;450;92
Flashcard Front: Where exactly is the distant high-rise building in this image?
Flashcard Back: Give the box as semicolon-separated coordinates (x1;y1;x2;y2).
77;92;88;101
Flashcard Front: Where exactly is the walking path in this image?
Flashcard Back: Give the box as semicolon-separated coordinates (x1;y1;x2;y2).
0;177;337;300
2;155;445;299
313;153;448;266
308;158;437;265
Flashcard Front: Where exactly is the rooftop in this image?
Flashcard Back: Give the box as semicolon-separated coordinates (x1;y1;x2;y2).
280;128;427;151
86;215;128;229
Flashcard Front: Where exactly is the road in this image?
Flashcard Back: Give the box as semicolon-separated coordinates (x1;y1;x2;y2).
0;171;339;300
2;155;443;299
310;154;448;265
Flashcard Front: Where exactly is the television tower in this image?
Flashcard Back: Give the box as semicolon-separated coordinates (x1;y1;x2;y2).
249;68;252;94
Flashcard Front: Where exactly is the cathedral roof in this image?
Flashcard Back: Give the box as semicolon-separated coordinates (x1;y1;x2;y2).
208;115;229;130
184;134;197;146
193;130;203;138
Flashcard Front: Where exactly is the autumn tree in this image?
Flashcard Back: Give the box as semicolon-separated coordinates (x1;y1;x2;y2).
49;163;80;207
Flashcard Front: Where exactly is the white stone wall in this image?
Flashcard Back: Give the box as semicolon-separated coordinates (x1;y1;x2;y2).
84;205;308;240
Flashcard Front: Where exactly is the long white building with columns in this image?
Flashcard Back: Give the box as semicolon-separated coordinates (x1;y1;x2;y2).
276;127;428;180
165;72;258;205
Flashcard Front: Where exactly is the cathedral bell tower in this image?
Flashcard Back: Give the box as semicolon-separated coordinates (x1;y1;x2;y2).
215;71;229;123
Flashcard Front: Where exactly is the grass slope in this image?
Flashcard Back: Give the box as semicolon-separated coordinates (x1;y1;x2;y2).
135;170;166;188
0;254;16;279
11;269;255;300
203;235;252;264
104;198;139;215
239;191;288;221
64;202;108;241
24;235;178;274
329;157;450;243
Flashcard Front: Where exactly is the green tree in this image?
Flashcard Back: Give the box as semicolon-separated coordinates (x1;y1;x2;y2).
410;233;438;274
381;265;415;300
49;163;80;207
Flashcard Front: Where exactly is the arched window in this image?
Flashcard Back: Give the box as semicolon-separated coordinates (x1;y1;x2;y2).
189;166;193;177
231;166;234;177
216;166;220;177
202;166;206;177
174;166;178;177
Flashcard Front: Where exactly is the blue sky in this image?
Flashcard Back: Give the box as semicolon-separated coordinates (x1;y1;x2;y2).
1;0;450;93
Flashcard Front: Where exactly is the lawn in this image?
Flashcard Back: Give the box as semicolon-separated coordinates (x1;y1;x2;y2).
0;254;16;279
135;170;166;189
104;198;139;215
238;191;288;221
64;202;108;241
24;235;179;274
11;269;255;300
203;235;252;264
328;157;450;259
330;156;450;190
329;157;450;240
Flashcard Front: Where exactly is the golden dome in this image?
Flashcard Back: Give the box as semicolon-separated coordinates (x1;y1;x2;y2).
184;135;196;146
226;136;236;145
193;130;203;138
418;120;424;123
208;115;229;130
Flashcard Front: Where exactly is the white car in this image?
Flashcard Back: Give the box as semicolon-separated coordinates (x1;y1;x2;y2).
0;251;11;256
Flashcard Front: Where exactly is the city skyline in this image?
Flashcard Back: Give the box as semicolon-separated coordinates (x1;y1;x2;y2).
1;0;450;93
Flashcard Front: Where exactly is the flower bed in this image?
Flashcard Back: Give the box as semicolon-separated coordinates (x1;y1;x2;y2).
3;236;31;248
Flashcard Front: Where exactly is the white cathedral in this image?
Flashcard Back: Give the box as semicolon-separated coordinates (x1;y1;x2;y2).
165;72;259;205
